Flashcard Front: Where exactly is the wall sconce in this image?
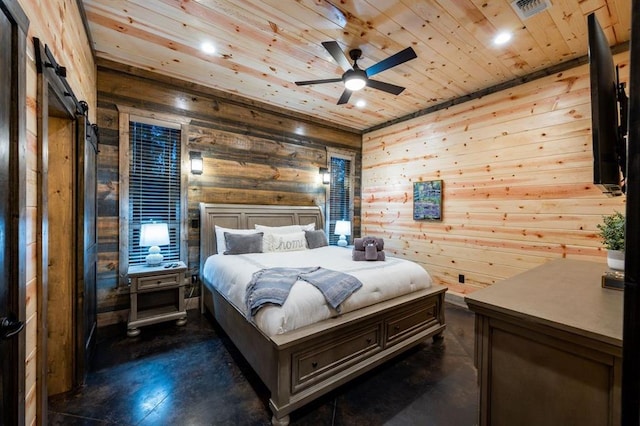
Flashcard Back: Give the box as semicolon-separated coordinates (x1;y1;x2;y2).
319;167;330;184
190;151;203;175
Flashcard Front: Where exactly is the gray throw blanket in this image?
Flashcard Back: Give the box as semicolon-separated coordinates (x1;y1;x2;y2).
245;267;363;317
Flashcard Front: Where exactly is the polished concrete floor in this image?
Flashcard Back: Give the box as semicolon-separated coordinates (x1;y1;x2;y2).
49;303;478;425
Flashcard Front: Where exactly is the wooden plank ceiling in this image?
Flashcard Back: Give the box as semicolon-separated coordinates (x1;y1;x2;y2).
82;0;630;131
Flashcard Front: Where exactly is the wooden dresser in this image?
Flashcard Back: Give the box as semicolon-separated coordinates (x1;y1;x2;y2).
465;259;622;426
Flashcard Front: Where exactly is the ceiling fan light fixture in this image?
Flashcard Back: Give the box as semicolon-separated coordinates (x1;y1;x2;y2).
344;70;367;91
295;41;416;104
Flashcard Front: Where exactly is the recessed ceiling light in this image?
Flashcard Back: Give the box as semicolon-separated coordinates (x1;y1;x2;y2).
201;42;216;54
494;32;512;46
355;100;366;108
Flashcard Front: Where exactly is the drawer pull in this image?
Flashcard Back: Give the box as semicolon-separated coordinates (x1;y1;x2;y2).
311;362;318;368
394;325;400;331
157;280;162;284
366;338;372;344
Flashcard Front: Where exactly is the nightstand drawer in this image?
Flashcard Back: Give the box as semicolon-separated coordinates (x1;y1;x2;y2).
137;272;181;291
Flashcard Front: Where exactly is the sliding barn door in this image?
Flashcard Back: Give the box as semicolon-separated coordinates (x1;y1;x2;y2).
75;115;98;385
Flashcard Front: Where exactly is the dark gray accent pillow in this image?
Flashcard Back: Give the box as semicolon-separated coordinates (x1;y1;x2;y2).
305;230;328;249
224;232;263;255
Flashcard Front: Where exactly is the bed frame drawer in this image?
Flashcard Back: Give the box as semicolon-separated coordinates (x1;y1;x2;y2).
384;300;440;346
291;323;382;394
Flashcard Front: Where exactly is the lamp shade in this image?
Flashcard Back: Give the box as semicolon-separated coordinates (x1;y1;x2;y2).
139;223;170;247
334;220;351;236
334;220;351;247
140;223;170;266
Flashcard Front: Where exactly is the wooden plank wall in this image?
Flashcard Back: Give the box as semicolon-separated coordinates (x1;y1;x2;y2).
362;52;629;298
95;62;362;323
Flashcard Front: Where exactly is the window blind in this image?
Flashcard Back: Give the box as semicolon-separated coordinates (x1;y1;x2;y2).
328;156;352;245
128;121;181;265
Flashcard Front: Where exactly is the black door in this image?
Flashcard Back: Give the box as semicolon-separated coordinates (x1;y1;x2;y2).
0;8;14;421
0;1;28;423
75;115;98;385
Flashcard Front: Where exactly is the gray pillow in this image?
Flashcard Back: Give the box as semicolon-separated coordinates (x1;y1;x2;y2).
305;230;328;249
224;232;263;255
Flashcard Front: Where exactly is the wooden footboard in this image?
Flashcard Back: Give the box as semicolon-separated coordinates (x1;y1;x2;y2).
202;282;447;424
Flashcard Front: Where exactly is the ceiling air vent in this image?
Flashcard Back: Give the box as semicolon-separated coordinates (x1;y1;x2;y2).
511;0;551;20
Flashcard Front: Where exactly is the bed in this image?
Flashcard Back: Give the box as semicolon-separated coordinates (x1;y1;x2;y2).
199;203;447;425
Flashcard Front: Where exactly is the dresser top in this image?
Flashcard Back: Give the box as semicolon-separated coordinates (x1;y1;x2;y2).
465;259;622;346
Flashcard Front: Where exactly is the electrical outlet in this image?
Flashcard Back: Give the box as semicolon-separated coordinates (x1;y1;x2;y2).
458;274;465;284
191;274;198;284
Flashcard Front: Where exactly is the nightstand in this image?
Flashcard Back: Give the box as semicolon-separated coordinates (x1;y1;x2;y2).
127;261;188;337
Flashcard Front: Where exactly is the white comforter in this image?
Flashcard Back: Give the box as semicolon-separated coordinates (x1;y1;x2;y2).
202;246;432;336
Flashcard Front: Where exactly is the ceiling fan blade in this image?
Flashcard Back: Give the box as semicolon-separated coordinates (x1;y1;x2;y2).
337;89;353;105
322;41;353;72
365;47;417;78
366;79;406;95
295;77;343;86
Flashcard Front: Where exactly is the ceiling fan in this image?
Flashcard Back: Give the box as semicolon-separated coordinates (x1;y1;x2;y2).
295;41;417;105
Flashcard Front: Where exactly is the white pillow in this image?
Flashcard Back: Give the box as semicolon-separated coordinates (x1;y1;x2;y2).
262;231;308;252
214;225;260;254
255;223;315;233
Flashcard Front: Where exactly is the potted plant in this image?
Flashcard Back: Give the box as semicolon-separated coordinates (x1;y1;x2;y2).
597;211;625;270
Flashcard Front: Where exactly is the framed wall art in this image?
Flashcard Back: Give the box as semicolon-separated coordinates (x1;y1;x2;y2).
413;180;443;221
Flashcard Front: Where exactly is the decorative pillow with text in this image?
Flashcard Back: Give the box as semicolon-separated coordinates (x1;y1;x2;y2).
262;231;308;252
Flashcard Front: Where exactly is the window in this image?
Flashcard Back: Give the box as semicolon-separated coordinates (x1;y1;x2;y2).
327;149;355;245
127;121;182;265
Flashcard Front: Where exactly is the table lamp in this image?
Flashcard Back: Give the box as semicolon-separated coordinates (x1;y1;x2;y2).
139;223;170;266
334;220;351;247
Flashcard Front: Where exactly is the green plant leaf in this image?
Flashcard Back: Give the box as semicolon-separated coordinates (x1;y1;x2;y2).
597;211;625;251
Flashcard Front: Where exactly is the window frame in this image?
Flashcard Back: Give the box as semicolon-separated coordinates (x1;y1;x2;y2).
118;108;190;286
325;148;356;245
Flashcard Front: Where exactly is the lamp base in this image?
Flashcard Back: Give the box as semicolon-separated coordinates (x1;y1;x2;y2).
337;236;348;247
146;246;164;266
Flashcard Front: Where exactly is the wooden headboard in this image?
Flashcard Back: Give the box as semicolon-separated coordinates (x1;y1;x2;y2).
199;203;325;271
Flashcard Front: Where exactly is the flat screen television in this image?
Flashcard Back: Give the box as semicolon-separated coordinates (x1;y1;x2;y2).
588;13;628;197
